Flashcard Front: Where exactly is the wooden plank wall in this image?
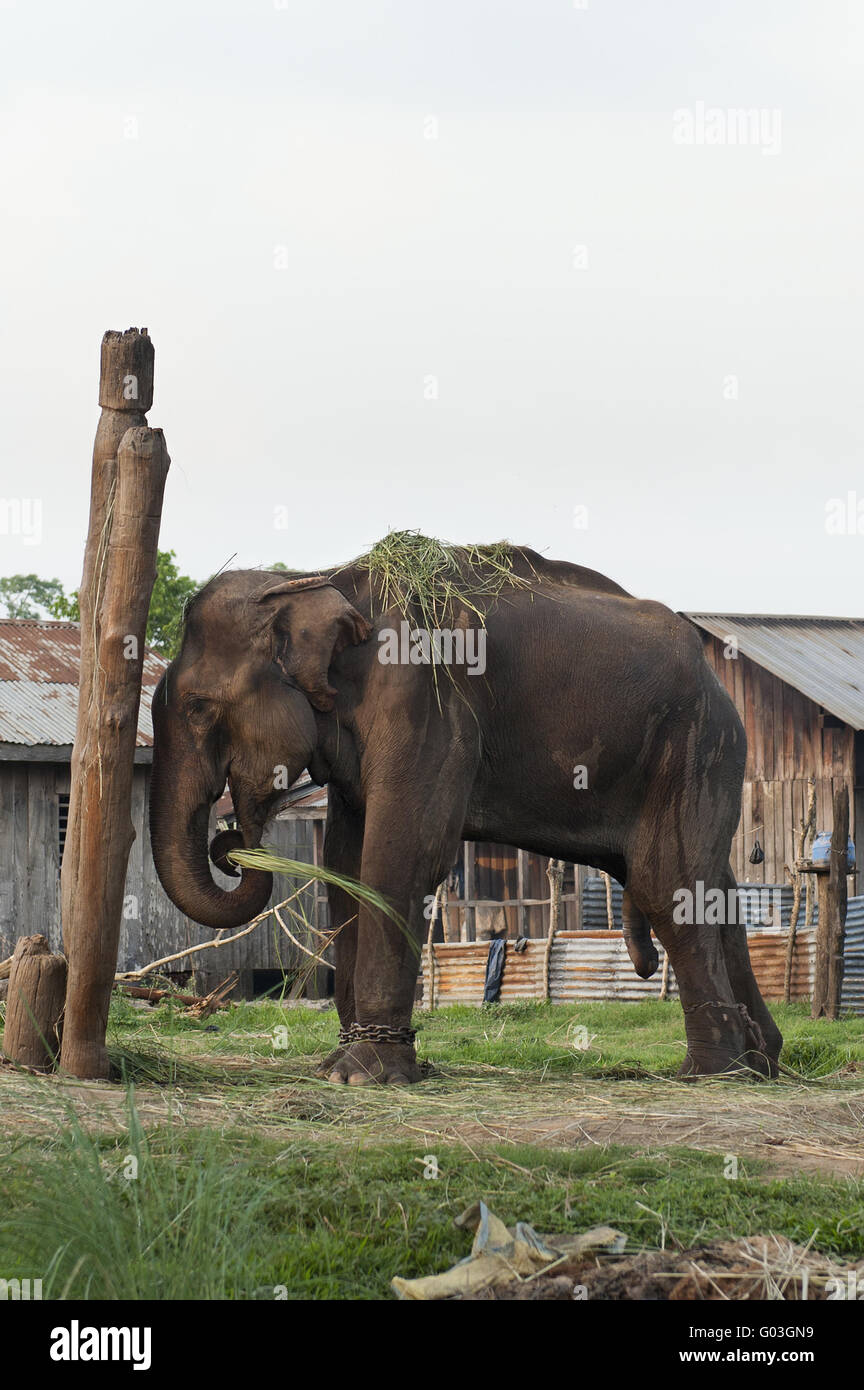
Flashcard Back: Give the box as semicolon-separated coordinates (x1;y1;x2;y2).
0;762;65;958
700;637;857;892
438;843;582;941
0;763;313;982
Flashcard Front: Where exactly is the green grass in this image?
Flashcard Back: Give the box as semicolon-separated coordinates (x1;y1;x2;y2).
2;997;863;1299
102;995;864;1083
1;1101;862;1300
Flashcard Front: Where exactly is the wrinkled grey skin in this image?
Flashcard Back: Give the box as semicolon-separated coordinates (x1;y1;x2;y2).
149;550;782;1085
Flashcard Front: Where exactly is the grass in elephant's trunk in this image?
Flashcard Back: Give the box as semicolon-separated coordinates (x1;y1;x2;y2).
225;848;405;931
224;847;414;995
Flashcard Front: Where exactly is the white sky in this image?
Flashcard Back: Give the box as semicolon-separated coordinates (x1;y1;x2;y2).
2;0;863;614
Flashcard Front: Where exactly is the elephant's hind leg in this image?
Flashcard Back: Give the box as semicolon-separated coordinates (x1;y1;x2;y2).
717;869;782;1075
628;868;771;1078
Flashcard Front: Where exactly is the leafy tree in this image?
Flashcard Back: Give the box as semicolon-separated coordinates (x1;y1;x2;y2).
0;574;69;620
0;551;199;658
51;588;80;621
145;550;199;657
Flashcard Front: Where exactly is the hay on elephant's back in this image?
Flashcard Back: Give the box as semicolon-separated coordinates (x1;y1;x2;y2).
343;530;535;629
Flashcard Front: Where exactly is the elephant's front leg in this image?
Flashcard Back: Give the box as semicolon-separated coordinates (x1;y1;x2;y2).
325;800;460;1086
315;791;363;1078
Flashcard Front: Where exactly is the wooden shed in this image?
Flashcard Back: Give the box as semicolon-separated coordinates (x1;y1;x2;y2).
687;614;863;893
0;620;320;996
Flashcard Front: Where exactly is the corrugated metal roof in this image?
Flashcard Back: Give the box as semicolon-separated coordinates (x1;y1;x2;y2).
0;620;167;749
217;772;328;823
278;784;327;815
686;614;864;731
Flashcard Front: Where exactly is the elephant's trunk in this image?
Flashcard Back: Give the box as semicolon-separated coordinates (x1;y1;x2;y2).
149;698;273;931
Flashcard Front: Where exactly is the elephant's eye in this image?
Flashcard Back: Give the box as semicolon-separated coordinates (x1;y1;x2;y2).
185;696;212;719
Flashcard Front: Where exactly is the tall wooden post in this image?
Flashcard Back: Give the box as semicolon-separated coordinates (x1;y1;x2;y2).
810;787;850;1021
60;330;170;1079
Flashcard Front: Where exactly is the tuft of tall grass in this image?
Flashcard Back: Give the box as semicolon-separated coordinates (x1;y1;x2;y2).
0;1087;277;1300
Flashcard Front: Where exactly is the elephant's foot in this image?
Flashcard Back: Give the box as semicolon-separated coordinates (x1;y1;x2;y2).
677;1050;778;1080
315;1046;346;1078
678;1001;779;1080
325;1040;422;1086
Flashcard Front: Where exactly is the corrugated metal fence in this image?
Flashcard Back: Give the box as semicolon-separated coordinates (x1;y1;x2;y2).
841;895;864;1014
423;895;864;1012
581;877;793;930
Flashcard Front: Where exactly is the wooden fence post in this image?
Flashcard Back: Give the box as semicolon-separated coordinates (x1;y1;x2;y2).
544;858;565;998
3;936;67;1071
59;330;169;1079
784;777;816;1002
811;787;849;1021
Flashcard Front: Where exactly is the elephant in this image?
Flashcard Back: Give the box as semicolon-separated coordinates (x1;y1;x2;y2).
149;545;782;1085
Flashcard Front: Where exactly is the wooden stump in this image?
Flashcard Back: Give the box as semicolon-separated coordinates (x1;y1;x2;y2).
3;936;67;1071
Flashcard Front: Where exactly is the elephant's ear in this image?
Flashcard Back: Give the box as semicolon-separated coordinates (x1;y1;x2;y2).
257;576;372;712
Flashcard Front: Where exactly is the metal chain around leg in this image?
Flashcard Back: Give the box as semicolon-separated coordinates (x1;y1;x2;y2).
337;1022;417;1047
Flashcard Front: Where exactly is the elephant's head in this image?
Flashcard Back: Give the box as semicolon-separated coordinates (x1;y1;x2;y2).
149;570;371;929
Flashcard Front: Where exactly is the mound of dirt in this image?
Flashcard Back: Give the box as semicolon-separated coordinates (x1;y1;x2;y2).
463;1235;856;1300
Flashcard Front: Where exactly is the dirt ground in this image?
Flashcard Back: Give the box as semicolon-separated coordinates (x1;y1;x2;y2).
3;1047;862;1301
462;1236;859;1300
2;1055;862;1182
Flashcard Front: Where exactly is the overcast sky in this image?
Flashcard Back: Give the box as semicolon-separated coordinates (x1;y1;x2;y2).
2;1;862;614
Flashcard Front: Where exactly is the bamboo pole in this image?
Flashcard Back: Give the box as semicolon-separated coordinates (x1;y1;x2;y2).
440;879;457;943
60;330;169;1080
425;882;444;1010
784;777;816;1002
602;871;615;930
544;859;565;998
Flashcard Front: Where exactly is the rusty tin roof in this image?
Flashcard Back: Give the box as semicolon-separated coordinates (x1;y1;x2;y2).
0;620;167;751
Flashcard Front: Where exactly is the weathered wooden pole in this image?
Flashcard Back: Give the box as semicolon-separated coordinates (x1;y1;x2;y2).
544;858;565;998
810;787;850;1021
784;777;816;1002
3;936;67;1071
60;330;170;1079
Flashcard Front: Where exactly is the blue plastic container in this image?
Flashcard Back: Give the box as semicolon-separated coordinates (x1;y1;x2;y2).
811;831;856;872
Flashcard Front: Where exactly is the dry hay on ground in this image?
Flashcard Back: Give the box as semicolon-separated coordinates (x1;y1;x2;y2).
463;1235;859;1301
0;1056;861;1181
